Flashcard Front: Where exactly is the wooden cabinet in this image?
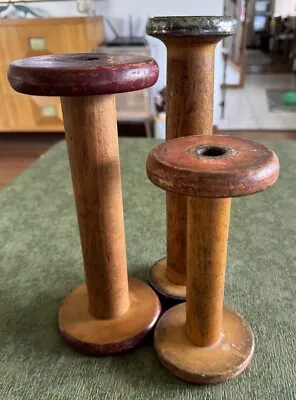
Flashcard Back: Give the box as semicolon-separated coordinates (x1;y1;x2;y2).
0;16;104;132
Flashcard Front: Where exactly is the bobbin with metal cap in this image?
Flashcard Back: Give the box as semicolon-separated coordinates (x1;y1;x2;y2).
8;53;161;355
146;16;237;302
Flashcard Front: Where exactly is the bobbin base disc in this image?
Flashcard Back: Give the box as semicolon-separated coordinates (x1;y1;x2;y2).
154;303;254;384
150;258;186;302
58;278;161;355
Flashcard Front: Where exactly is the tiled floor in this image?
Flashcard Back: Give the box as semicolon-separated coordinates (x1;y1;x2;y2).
218;74;296;130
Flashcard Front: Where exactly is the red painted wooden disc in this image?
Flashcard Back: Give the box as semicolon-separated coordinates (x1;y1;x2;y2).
8;53;159;96
146;135;279;198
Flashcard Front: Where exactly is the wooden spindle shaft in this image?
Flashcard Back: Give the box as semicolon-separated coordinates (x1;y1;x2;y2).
165;40;217;285
186;197;231;347
166;194;187;285
166;40;216;140
61;95;130;320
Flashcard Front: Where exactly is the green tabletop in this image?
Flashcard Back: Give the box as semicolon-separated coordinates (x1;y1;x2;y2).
0;138;295;399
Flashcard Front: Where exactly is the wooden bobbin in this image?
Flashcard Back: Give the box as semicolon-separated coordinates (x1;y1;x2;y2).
8;53;161;355
146;135;279;383
146;16;237;302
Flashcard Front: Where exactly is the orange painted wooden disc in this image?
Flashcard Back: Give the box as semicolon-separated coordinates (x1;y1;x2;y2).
147;135;279;198
58;278;161;355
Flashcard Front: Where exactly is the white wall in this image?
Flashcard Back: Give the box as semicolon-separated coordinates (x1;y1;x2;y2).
24;0;225;125
96;0;222;15
21;1;88;17
275;0;296;16
95;0;225;124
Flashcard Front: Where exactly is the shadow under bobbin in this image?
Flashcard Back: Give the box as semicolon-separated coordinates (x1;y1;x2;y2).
146;16;237;302
8;53;161;355
147;135;279;383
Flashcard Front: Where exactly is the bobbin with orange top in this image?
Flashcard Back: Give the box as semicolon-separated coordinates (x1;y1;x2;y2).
8;53;161;355
146;16;237;302
146;135;279;383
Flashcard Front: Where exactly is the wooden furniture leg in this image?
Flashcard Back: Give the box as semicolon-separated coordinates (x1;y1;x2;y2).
146;134;279;383
146;16;237;301
8;53;161;355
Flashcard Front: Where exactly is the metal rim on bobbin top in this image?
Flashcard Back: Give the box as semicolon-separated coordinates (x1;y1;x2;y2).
146;16;237;37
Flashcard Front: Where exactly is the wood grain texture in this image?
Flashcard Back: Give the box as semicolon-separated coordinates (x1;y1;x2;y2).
0;17;104;64
1;95;64;132
1;16;104;132
154;303;254;384
186;197;231;346
61;95;130;320
8;53;159;97
146;135;280;198
58;279;161;355
165;39;217;288
165;40;216;140
0;133;62;189
146;17;235;294
148;134;280;383
0;16;104;27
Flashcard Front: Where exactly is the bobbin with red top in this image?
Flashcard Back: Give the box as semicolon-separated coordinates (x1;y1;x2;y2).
8;53;161;355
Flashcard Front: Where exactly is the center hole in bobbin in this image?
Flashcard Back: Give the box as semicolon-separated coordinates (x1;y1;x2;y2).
190;145;229;159
82;56;99;61
197;146;227;157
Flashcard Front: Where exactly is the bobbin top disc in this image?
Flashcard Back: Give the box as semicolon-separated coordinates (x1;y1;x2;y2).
146;135;279;198
8;53;159;96
146;16;237;38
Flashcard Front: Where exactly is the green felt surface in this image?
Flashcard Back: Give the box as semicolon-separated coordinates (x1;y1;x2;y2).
0;138;295;399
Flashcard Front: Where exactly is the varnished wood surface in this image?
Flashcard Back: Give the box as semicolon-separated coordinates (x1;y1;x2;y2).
0;16;104;27
165;39;217;287
148;134;279;383
0;17;103;64
0;133;62;189
146;18;236;297
165;39;217;139
0;95;65;132
146;135;280;198
59;279;161;355
62;95;130;320
8;54;159;97
186;197;231;347
1;16;104;132
154;303;254;384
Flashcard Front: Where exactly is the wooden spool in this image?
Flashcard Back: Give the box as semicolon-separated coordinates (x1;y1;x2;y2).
8;53;161;355
146;135;279;383
146;16;237;302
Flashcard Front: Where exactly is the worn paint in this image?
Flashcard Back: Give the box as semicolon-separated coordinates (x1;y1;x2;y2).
8;53;159;96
